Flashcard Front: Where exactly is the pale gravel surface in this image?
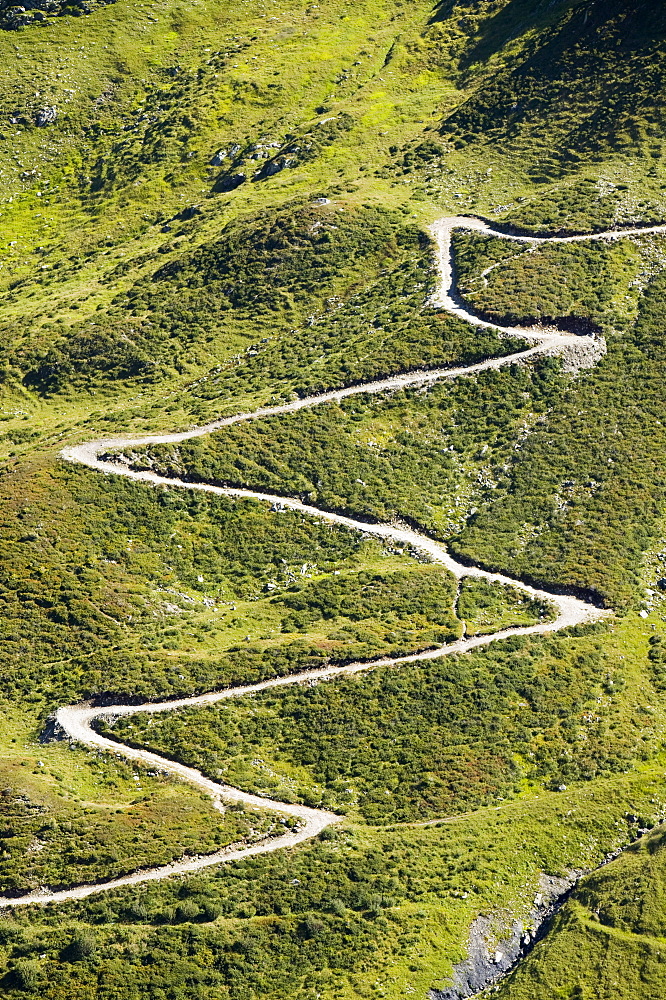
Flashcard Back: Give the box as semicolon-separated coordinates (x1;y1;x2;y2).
5;214;655;910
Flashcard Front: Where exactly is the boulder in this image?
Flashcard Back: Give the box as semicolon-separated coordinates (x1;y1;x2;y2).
35;106;57;127
214;172;246;192
178;204;201;220
263;159;285;176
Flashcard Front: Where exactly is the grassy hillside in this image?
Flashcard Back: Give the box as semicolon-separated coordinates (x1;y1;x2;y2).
124;230;666;610
2;1;666;999
2;755;666;999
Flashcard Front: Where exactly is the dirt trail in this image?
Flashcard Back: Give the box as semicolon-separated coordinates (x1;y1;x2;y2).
4;214;656;910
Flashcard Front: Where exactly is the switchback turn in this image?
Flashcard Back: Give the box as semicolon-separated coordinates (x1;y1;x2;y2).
5;215;660;908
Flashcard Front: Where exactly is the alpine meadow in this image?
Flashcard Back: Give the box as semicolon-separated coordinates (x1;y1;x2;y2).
0;2;666;999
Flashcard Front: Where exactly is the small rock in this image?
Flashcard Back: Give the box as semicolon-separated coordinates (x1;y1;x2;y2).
210;150;227;166
640;609;649;618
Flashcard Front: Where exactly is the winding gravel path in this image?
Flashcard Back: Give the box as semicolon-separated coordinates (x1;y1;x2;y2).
3;214;660;909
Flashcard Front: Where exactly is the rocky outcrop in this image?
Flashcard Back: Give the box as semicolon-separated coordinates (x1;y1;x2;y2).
432;874;577;1000
39;713;68;743
213;172;246;193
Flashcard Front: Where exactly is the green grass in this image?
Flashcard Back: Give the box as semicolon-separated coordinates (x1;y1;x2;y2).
3;452;477;705
0;0;663;421
121;247;666;610
457;577;554;636
103;618;648;825
2;748;666;999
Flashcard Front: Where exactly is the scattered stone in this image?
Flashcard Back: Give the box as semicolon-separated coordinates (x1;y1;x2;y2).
210;150;227;166
433;873;577;999
542;333;607;375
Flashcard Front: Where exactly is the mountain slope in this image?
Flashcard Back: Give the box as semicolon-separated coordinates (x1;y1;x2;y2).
2;2;666;1000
